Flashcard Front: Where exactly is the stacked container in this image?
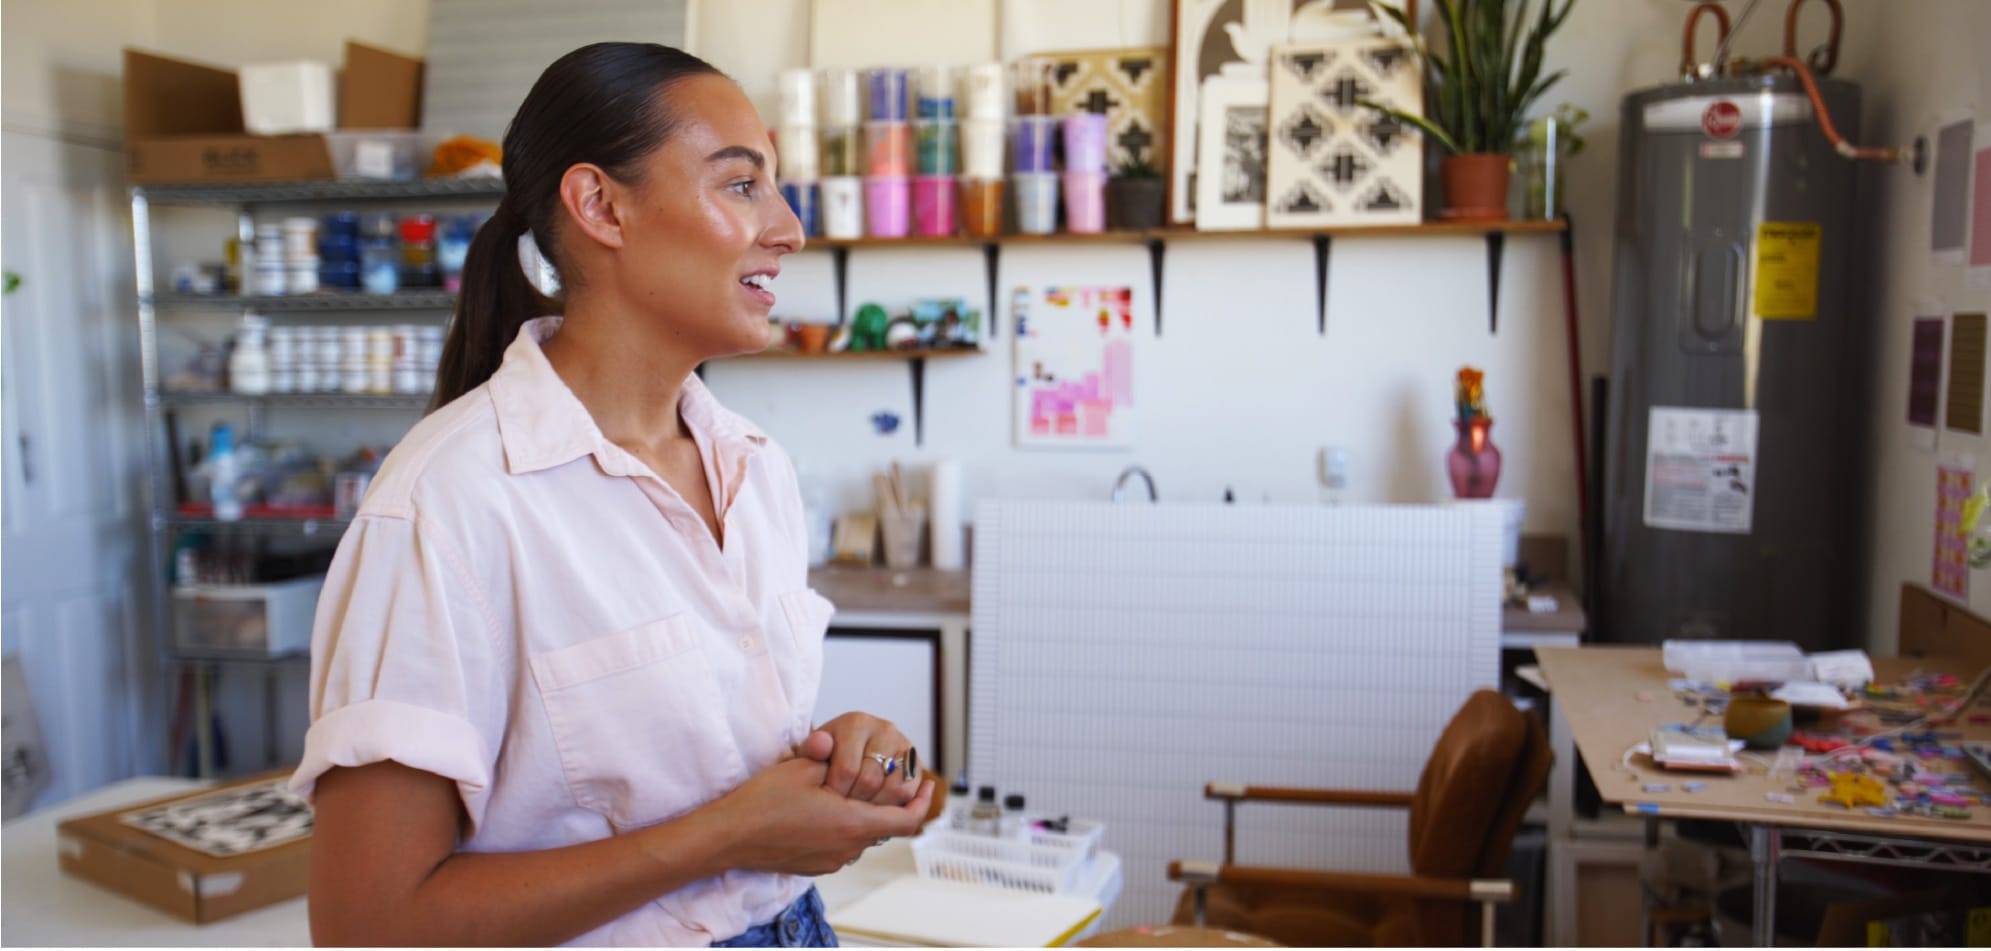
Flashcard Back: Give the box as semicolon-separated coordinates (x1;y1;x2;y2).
776;68;821;238
318;212;361;291
281;217;320;293
864;68;912;237
1061;114;1108;234
250;223;286;295
359;214;399;294
398;214;440;289
818;67;865;239
959;62;1007;237
1011;59;1058;235
912;65;957;237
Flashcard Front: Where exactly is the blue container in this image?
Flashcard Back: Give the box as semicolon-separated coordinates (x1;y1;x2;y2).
866;68;908;122
360;240;399;294
321;212;359;242
781;181;821;237
318;259;361;290
916;96;956;120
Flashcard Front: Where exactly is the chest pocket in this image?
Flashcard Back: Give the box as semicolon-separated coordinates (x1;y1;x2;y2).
774;589;834;737
529;614;742;828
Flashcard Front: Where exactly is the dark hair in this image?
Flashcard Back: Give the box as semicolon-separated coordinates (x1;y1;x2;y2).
430;42;723;410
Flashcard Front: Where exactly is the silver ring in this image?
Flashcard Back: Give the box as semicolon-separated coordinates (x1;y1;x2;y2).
868;751;894;774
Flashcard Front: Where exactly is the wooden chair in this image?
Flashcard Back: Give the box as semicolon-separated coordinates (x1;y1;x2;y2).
1166;689;1552;947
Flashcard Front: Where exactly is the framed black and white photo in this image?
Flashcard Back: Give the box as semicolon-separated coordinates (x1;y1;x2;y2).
1168;0;1296;224
1194;76;1270;230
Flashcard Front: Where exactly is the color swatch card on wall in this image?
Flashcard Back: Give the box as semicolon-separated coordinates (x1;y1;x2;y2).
1935;460;1973;602
1948;312;1987;434
1931;120;1972;264
1041;47;1169;171
1910;316;1945;451
1264;38;1421;227
1012;286;1135;449
1973;126;1991;290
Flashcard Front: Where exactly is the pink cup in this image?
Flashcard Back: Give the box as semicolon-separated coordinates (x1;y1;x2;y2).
913;175;958;237
865;177;910;237
1061;172;1106;233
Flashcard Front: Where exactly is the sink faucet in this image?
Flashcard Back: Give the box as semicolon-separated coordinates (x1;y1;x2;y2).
1112;466;1157;503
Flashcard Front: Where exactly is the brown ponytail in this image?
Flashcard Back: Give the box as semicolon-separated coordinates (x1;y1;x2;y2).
428;42;723;411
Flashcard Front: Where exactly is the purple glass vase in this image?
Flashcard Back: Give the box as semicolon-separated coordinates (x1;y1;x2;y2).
1447;417;1502;499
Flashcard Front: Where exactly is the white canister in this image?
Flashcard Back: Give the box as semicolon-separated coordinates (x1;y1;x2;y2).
960;118;1006;179
778;67;817;126
295;363;322;393
367;327;395;360
776;124;821;182
253;262;287;296
821;176;865;239
962;62;1006;118
367;363;392;394
340;362;370;394
339;326;368;362
819;67;862;127
928;458;964;570
269;366;297;394
286;260;319;294
282;216;317;258
393;363;425;394
268;326;297;364
392;324;419;361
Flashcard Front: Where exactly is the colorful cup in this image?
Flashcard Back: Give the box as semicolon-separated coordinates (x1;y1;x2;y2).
865;120;912;177
822;176;865;239
780;181;821;237
1013;116;1057;173
913;175;958;236
820;125;862;177
1011;58;1052;116
1061;171;1105;233
1062;113;1109;174
867;68;909;121
915;119;958;176
1013;172;1058;235
865;177;910;237
963;63;1006;118
777;124;820;181
961;118;1005;178
778;68;817;126
960;178;1005;237
820;67;862;126
916;64;954;119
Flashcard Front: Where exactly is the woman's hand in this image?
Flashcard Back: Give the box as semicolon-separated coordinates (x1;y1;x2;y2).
802;713;920;805
707;755;933;876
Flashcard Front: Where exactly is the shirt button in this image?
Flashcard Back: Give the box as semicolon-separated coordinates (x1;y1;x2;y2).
739;636;756;650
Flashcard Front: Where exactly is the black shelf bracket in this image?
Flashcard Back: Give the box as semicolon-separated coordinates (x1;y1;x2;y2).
1313;234;1332;335
1484;232;1505;334
982;242;1001;338
1147;238;1166;337
831;246;851;325
908;356;927;447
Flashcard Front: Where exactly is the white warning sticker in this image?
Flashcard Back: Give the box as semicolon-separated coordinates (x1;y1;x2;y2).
1643;407;1759;534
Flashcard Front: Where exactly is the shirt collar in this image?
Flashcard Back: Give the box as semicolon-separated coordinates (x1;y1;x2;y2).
488;316;767;477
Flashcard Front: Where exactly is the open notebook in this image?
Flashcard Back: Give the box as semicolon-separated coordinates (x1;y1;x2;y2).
827;878;1102;947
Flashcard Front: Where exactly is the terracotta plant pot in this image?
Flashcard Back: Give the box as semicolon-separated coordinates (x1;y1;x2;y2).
1440;153;1513;221
1105;177;1166;231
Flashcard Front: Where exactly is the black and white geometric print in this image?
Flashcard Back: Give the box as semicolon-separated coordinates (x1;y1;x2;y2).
119;779;314;857
1044;47;1170;169
1266;37;1422;227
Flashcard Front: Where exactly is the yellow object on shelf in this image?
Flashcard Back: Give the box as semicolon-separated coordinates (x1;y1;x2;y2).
1819;771;1887;809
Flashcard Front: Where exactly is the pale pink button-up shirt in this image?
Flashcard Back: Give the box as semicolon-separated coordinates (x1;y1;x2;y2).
291;317;834;946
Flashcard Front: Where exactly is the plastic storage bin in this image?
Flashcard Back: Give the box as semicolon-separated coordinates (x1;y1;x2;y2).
171;576;323;656
911;830;1087;895
323;130;426;181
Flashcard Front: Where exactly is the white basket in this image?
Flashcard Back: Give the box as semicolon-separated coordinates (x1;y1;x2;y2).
912;830;1087;895
1022;816;1104;861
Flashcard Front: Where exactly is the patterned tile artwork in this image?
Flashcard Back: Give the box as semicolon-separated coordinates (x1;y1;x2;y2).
1266;37;1422;227
1041;47;1170;172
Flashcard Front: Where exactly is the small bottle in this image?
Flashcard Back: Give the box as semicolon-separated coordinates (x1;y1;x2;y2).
360;214;399;295
946;779;973;830
208;423;242;522
228;314;271;394
969;785;1001;836
1001;793;1027;840
398;214;440;289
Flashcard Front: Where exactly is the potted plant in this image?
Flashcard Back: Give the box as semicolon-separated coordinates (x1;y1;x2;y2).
1105;155;1166;232
1363;0;1574;220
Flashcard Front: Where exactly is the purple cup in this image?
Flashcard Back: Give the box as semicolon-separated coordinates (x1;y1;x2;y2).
1062;113;1109;174
913;175;958;236
1061;172;1106;233
865;177;911;237
1013;116;1057;173
867;68;909;122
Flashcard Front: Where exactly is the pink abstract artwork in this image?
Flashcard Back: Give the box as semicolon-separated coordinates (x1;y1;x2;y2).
1013;286;1136;449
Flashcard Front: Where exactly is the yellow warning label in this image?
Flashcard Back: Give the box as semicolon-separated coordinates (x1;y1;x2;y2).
1753;221;1821;320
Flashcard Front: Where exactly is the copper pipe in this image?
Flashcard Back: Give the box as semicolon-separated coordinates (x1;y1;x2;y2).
1784;0;1843;75
1756;54;1901;163
1681;2;1733;77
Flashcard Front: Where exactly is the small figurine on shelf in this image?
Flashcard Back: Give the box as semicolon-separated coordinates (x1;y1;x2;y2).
1447;365;1502;499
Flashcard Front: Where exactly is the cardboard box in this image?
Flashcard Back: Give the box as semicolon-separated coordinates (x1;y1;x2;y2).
56;771;311;924
123;42;424;184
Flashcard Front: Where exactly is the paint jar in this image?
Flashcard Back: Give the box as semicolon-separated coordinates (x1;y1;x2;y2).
438;215;477;294
398;214;439;289
778;67;817;126
254;222;284;266
1013;172;1058;235
820;125;862;177
286;260;320;294
1062;171;1106;233
340;360;369;394
864;177;910;237
1012;116;1056;173
781;181;821;236
822;176;865;239
914;119;957;176
913;175;957;236
1011;58;1052;116
1062;113;1109;174
319;211;359;246
281;217;318;258
962;63;1006;118
776;124;820;182
318;258;360;291
361;240;399;295
866;68;909;122
960;178;1005;237
864;121;911;177
820;67;862;126
960;118;1005;179
253;260;287;296
915;64;954;119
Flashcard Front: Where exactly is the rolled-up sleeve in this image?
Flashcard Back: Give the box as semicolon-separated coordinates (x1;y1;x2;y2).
289;513;504;833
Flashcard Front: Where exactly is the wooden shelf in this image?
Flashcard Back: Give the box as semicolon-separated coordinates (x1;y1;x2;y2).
810;219;1564;249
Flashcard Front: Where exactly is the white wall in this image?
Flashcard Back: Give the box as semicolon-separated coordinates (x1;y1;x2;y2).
1836;0;1991;651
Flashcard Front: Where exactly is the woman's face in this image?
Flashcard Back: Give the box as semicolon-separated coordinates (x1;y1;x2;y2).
610;74;804;357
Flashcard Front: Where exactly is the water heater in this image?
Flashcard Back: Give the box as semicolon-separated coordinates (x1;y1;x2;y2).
1601;72;1866;650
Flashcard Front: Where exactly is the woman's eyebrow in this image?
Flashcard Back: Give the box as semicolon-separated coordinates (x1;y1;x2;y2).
704;145;765;169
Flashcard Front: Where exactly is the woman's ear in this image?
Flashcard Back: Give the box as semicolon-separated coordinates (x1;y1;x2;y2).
558;163;626;250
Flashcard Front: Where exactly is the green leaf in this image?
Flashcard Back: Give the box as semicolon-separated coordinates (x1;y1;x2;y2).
1357;99;1463;154
3;271;18;295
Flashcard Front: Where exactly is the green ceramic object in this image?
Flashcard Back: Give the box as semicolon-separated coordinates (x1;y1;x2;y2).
851;303;890;351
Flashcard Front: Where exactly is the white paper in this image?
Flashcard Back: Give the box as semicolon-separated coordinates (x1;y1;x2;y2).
1643;407;1759;534
1770;680;1854;710
1807;648;1875;688
354;140;396;180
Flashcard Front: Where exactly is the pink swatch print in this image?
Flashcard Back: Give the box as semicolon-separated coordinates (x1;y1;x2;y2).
1013;286;1137;448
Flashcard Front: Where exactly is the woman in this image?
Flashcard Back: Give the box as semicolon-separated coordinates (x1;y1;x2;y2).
291;43;931;947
